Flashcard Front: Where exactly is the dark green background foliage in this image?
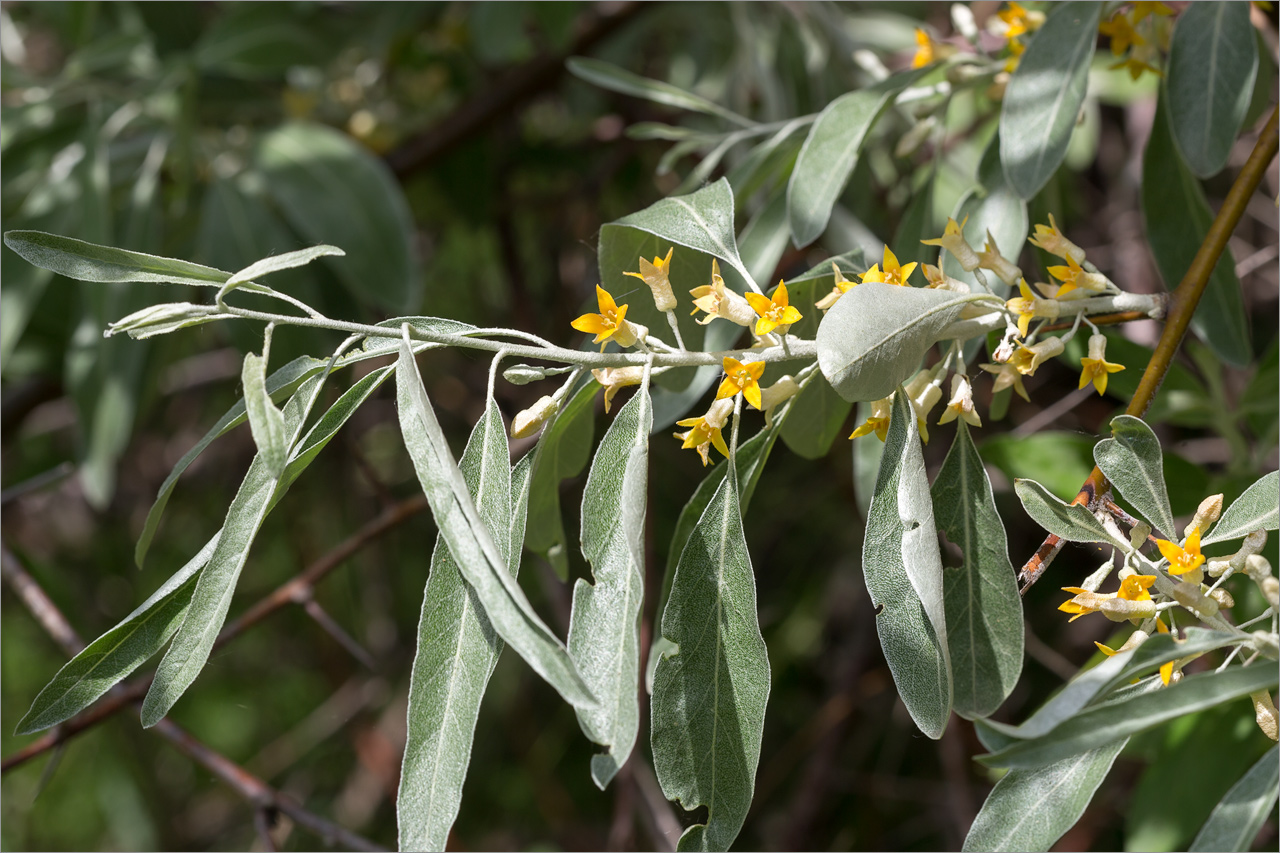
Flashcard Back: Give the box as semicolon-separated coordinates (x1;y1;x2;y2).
2;2;1277;851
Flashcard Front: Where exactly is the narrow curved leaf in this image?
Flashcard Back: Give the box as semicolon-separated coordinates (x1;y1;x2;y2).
788;68;926;247
1143;92;1250;366
934;423;1022;719
979;664;1279;769
570;383;651;789
1166;1;1259;178
1094;415;1176;539
395;339;595;709
999;2;1103;199
15;534;220;735
2;229;231;288
141;373;329;727
963;740;1126;853
1190;744;1280;852
651;462;770;852
864;392;952;738
241;353;287;477
1205;471;1279;545
1014;478;1112;544
224;244;345;290
816;282;998;402
525;377;599;578
567;57;752;127
398;398;517;852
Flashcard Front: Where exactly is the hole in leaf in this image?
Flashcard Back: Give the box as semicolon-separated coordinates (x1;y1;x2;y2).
676;804;709;830
938;529;964;570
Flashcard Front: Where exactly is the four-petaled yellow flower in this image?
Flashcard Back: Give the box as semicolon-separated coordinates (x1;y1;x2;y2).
1156;528;1206;576
815;262;858;310
862;246;917;287
1028;214;1086;265
849;396;893;442
572;285;638;351
912;27;936;69
745;281;803;336
716;356;766;410
994;1;1042;39
690;260;758;328
675;415;730;467
1078;334;1126;395
1005;278;1060;338
1131;1;1175;23
624;246;677;311
921;217;980;271
1047;254;1107;298
980;361;1030;401
1098;12;1144;56
1059;574;1156;622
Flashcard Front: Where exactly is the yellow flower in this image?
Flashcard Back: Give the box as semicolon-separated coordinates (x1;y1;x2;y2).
850;396;893;442
1078;334;1126;396
1005;278;1061;338
744;281;803;336
815;263;857;310
921;263;970;292
980;361;1030;401
571;285;641;350
911;27;948;69
938;374;982;428
624;246;677;311
1111;55;1162;81
1059;574;1155;622
1156;528;1206;576
1154;616;1174;685
591;366;645;414
1047;254;1107;297
1012;337;1064;376
715;356;766;410
1098;13;1145;56
1028;214;1086;265
1131;2;1175;23
690;260;757;327
675;401;732;467
921;216;980;271
862;246;917;287
977;230;1023;287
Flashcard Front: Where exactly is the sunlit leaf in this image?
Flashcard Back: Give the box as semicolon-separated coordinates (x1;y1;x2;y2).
1094;415;1176;539
2;229;231;288
1204;471;1279;545
1014;478;1112;544
241;352;287;478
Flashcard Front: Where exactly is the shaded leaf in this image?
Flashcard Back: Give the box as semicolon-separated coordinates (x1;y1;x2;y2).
3;229;231;288
780;374;851;460
1190;744;1280;852
567;57;751;127
241;352;287;478
999;2;1102;199
1094;415;1176;539
526;377;599;578
864;392;952;738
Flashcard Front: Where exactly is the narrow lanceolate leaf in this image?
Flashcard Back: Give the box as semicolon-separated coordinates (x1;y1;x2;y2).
395;340;595;709
979;664;1279;769
1166;1;1259;179
788;68;926;247
1190;744;1280;852
566;57;752;127
1014;479;1112;544
999;2;1103;199
569;383;652;789
1143;92;1250;367
962;740;1126;853
864;392;952;738
398;398;516;852
2;230;231;288
1094;415;1176;539
651;463;770;852
141;374;328;727
525;378;599;579
223;244;345;292
817;283;998;403
241;353;287;477
15;534;220;735
607;178;754;287
933;423;1022;719
1205;471;1279;545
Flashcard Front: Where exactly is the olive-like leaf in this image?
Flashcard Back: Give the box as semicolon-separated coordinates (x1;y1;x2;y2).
567;57;752;128
1189;744;1280;852
1204;471;1279;545
1014;478;1112;544
1094;415;1176;539
2;229;232;288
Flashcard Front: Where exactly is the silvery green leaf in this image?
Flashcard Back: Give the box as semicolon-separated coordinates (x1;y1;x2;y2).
962;740;1126;852
105;303;235;340
570;383;651;789
222;243;345;292
362;316;477;354
780;374;851;460
241;352;288;478
788;68;927;247
999;2;1103;199
607;178;754;288
863;392;952;738
2;229;232;288
398;397;518;852
933;423;1022;719
15;533;220;735
566;57;752;127
1189;744;1279;852
816;282;997;402
1204;471;1279;545
141;373;328;727
979;664;1279;769
1014;479;1112;543
395;339;595;709
1166;2;1259;179
738;191;790;288
525;377;599;579
651;462;770;852
1094;415;1176;539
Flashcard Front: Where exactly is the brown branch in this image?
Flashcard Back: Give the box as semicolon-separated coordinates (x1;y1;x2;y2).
384;2;646;178
2;546;389;851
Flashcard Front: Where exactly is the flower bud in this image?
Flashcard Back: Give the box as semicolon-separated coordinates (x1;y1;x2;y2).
1253;692;1279;741
1207;587;1234;610
922;218;982;272
703;396;735;430
921;263;971;292
591;366;646;413
1258;575;1279;610
1100;597;1156;622
760;376;800;428
106;302;231;339
1185;493;1224;539
511;395;559;439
